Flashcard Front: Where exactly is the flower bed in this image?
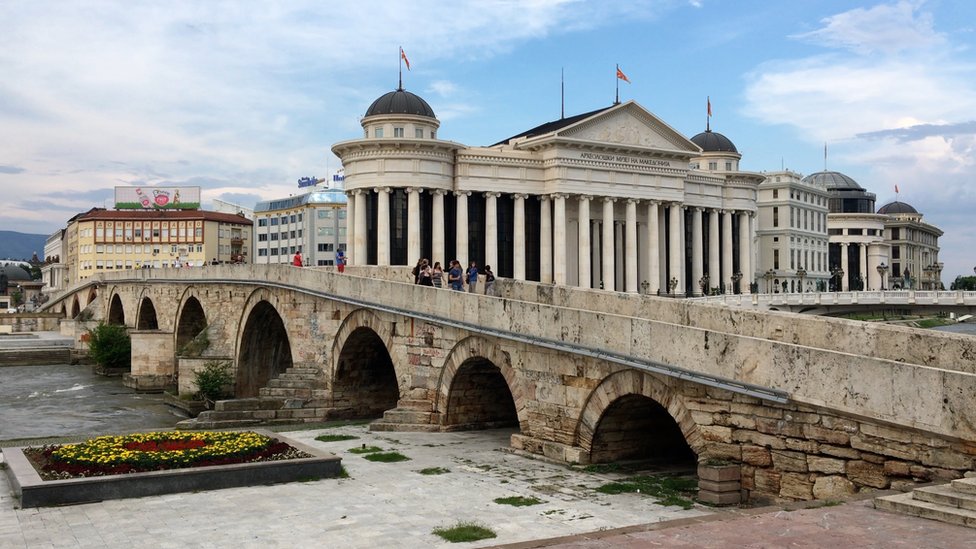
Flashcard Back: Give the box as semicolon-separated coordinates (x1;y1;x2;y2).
3;429;342;507
25;431;303;479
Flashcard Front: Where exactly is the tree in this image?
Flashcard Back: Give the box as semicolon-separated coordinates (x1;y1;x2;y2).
87;322;131;371
950;276;976;291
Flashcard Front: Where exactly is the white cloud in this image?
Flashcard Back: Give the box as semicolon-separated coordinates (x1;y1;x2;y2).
792;0;944;55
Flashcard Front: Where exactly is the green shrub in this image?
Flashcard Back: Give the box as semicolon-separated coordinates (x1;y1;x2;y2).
86;322;131;370
193;360;234;402
363;451;410;463
432;522;496;543
493;496;544;507
314;434;359;443
348;445;383;454
418;467;450;475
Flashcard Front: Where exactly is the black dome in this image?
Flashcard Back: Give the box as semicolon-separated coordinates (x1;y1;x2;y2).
0;265;31;282
365;89;436;119
690;130;738;153
801;170;863;190
878;201;918;215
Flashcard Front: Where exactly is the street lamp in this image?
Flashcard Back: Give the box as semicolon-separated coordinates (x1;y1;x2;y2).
876;262;888;291
731;271;743;295
796;266;807;293
763;269;775;294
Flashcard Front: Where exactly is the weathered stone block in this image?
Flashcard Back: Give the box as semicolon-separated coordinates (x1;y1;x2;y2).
698;425;733;443
785;438;818;454
698;464;741;482
698;479;741;493
850;435;917;461
741;445;772;467
847;460;889;489
820;416;858;433
883;460;911;477
780;472;814;500
732;429;786;450
919;448;974;470
801;424;850;445
807;456;845;474
698;489;741;505
818;444;861;460
754;468;781;495
812;476;856;500
756;417;803;437
704;442;742;461
771;450;808;472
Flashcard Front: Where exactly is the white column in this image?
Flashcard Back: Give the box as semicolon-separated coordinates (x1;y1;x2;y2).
692;207;704;296
539;195;552;283
668;203;683;296
614;221;624;291
485;192;499;270
841;242;850;291
577;196;591;289
432;190;445;265
455;191;469;263
625;199;638;293
375;187;391;266
708;209;719;294
602;198;615;291
513;194;526;280
354;190;367;265
722;210;733;294
646;201;660;295
591;220;601;287
738;211;752;295
553;194;567;285
346;191;356;265
407;187;422;266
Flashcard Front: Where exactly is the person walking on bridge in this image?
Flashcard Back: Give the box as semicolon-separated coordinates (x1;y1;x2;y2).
465;261;479;293
292;251;303;267
448;260;463;291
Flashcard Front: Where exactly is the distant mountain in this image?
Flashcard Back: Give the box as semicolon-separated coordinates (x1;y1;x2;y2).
0;231;47;261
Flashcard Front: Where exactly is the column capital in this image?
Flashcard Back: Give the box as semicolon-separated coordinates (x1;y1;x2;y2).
373;186;392;194
484;191;502;199
538;194;551;202
670;201;685;209
512;193;529;200
693;206;705;213
577;194;591;203
454;190;471;198
626;198;640;205
603;196;617;204
550;193;568;200
431;188;449;196
404;187;424;195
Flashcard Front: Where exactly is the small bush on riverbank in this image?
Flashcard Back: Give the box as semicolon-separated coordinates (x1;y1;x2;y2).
193;360;233;403
432;521;496;543
86;323;131;371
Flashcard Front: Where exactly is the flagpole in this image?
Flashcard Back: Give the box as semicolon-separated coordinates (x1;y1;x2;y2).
398;47;403;90
706;96;710;132
615;64;620;105
561;67;565;119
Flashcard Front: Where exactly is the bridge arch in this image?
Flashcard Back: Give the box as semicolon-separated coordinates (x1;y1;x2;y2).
60;302;67;318
69;296;80;319
577;370;701;465
86;286;98;308
235;289;293;398
136;296;159;330
330;308;399;418
175;293;208;354
107;293;125;325
435;336;522;431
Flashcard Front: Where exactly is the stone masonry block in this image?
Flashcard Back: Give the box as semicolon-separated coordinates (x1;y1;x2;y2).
771;450;808;473
812;476;856;500
807;456;846;475
847;460;889;489
698;464;741;482
779;472;814;500
741;445;772;467
698;479;741;493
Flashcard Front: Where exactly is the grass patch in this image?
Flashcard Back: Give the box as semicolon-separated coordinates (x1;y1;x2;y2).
418;467;450;475
917;318;952;329
595;474;698;510
494;496;544;507
363;451;410;463
315;434;359;443
348;445;383;454
432;521;497;543
337;466;350;478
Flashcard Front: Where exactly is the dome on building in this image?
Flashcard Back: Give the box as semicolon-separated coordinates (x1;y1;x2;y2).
877;200;918;215
690;130;738;153
365;89;436;119
0;264;31;282
801;170;863;191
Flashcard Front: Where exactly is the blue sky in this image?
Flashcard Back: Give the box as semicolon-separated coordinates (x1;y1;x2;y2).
2;0;975;280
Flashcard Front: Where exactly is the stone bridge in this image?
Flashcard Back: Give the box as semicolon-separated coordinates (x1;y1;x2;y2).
45;265;976;502
693;290;976;316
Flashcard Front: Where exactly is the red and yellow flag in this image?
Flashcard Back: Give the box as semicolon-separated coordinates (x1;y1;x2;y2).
616;66;630;83
707;97;712;117
400;47;411;71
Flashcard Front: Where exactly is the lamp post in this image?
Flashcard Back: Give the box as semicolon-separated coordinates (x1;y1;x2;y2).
731;271;743;295
763;269;775;294
830;266;844;292
796;266;807;293
876;262;888;291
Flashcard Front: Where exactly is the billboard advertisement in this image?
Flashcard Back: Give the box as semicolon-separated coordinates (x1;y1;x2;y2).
115;187;201;210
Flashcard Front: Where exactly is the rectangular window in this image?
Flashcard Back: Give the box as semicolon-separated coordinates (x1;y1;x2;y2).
773;249;780;270
270;217;279;226
891;228;900;240
258;218;268;227
772;189;778;199
270;233;279;241
415;128;423;138
96;245;104;253
338;228;346;236
374;127;384;138
281;232;288;240
290;231;296;239
290;215;296;224
258;249;268;257
115;227;123;239
790;250;795;269
318;227;334;236
725;162;732;170
337;243;347;251
258;234;268;242
317;243;334;252
708;161;717;170
297;229;303;238
318;210;329;219
297;213;303;222
270;248;279;256
394;127;404;137
338;210;346;219
772;207;779;227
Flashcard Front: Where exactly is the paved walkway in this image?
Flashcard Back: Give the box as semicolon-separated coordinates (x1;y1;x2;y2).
2;425;972;548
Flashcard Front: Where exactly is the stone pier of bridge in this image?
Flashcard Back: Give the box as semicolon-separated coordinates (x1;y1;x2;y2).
45;265;976;502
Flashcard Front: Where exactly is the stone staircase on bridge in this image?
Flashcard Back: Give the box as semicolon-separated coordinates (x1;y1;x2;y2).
369;399;441;432
874;474;976;528
177;366;329;429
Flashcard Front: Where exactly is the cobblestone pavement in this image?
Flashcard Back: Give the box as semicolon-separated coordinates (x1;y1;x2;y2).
0;426;708;548
3;425;972;548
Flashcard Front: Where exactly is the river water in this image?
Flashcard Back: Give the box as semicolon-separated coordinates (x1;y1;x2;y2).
0;364;187;441
932;322;976;336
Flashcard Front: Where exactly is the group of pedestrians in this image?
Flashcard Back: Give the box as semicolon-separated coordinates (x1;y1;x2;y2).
413;258;495;295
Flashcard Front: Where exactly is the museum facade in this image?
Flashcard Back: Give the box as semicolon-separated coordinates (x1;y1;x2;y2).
332;88;763;296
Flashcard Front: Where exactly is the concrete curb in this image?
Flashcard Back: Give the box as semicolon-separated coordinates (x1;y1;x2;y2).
2;429;342;508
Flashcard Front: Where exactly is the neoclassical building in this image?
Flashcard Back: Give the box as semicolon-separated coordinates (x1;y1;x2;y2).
332;88;763;296
877;200;942;290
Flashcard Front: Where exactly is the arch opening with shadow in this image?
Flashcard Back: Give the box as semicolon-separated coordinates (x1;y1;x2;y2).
443;357;518;431
136;298;159;330
107;295;125;325
176;297;207;353
589;394;696;467
332;327;399;418
70;297;80;319
236;300;292;398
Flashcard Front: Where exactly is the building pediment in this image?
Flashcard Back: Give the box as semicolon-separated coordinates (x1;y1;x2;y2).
556;102;701;153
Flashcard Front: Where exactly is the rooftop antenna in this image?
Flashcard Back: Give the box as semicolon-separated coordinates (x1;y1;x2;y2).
561;67;565;119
